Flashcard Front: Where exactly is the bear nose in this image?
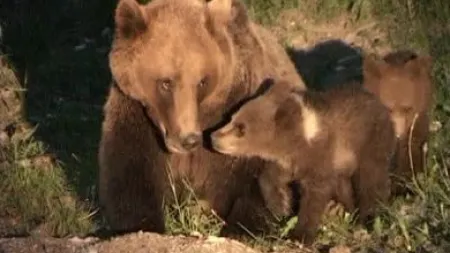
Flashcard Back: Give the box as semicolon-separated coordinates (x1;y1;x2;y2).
180;133;202;151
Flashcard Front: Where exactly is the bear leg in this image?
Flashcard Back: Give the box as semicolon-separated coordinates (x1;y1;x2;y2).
98;86;168;235
289;179;333;245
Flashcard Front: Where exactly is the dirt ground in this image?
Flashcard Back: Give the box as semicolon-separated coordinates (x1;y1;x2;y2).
0;232;261;253
270;9;391;54
1;231;353;253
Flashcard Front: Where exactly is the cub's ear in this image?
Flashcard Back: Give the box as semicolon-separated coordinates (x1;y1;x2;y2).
207;0;248;25
263;79;294;103
115;0;147;39
404;54;433;78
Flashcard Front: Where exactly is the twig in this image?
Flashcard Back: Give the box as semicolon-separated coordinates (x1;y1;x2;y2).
408;113;419;178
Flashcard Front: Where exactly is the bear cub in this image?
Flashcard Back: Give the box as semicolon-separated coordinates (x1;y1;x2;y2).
210;80;396;244
363;50;434;195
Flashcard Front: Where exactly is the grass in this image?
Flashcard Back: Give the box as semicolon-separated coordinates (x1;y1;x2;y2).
0;127;94;237
0;0;449;252
243;0;299;25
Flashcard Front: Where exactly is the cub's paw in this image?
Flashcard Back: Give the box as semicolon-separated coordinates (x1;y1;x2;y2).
288;225;316;246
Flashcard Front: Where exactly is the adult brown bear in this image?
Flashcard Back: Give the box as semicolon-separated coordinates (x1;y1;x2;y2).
98;0;305;236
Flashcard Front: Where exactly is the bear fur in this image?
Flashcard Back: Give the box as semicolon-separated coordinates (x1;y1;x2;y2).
98;0;305;236
210;80;396;244
363;50;434;195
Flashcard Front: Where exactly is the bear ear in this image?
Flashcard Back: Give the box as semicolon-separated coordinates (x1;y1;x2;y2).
229;0;250;25
115;0;147;39
263;79;292;102
404;54;433;78
206;0;234;24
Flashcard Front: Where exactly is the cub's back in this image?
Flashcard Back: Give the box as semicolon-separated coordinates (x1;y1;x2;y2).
313;83;394;146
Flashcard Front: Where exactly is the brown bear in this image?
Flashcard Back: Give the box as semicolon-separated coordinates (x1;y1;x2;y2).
363;50;434;195
210;79;396;245
98;0;305;236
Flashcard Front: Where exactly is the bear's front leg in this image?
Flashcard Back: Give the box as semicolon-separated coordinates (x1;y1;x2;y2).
335;176;356;213
289;179;333;245
98;86;168;235
218;158;278;237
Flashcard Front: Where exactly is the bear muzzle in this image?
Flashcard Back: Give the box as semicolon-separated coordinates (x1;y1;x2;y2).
210;131;238;155
164;132;202;154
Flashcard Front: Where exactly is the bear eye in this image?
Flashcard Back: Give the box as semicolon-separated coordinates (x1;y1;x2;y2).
158;78;173;92
235;122;246;137
198;76;208;88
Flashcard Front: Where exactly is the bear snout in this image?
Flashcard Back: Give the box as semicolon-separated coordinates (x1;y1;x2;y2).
210;130;237;155
210;136;225;153
164;131;202;154
180;132;202;151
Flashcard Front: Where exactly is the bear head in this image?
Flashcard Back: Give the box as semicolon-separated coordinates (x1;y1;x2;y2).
109;0;247;154
363;53;433;138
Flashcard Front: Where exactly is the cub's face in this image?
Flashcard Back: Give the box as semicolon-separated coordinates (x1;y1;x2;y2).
110;0;238;154
211;96;277;159
211;84;300;161
363;54;433;138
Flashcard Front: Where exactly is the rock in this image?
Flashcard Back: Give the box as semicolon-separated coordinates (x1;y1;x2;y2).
329;245;351;253
0;237;82;253
89;232;261;253
0;232;263;253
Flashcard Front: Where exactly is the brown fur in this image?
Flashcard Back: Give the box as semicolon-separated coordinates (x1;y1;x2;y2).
211;80;396;244
363;50;434;194
99;0;305;236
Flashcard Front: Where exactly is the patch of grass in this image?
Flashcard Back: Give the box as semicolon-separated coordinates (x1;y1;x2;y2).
163;177;225;237
0;122;95;237
244;0;298;25
296;0;374;23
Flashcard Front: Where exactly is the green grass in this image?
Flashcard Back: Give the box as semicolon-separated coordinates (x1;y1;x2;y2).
163;176;225;237
243;0;298;25
297;0;374;23
0;0;449;252
0;128;95;236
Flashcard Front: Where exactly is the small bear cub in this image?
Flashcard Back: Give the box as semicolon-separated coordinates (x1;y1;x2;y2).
211;79;397;244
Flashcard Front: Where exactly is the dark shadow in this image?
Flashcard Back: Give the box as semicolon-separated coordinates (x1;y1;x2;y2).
286;39;364;91
0;0;118;212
